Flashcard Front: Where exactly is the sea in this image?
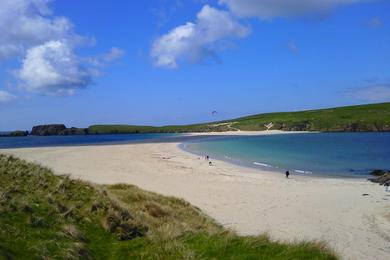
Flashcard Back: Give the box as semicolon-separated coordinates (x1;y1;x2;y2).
1;132;389;178
181;132;390;178
0;133;187;149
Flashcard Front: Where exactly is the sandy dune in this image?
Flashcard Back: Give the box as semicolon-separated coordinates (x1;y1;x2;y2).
2;132;389;259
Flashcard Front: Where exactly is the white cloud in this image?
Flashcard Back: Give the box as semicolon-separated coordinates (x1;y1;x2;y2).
151;5;249;68
219;0;371;19
0;90;16;103
348;85;390;102
16;40;92;96
0;0;75;61
0;0;123;96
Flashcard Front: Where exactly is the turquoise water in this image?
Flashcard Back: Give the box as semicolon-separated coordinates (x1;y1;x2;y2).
181;133;390;178
2;132;390;178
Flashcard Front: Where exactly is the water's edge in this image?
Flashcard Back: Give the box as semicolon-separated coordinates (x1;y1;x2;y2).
178;133;390;180
178;142;364;180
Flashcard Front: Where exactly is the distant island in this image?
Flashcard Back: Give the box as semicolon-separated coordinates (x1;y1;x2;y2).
0;130;29;137
3;102;390;136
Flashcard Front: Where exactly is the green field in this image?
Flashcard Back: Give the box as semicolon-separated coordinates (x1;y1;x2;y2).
0;155;337;259
84;102;390;134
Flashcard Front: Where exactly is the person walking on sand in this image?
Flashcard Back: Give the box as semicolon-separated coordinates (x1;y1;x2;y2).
285;170;290;178
385;182;389;192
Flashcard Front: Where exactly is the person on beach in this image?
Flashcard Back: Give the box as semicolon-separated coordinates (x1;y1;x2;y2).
285;170;290;178
206;155;209;161
385;182;389;192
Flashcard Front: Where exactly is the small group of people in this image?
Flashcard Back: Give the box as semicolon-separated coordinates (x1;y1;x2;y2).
205;155;213;166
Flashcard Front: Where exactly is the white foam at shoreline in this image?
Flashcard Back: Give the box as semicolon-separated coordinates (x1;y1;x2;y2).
294;169;313;174
253;162;272;167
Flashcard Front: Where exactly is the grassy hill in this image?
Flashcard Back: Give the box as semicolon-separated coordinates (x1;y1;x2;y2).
84;102;390;134
228;102;390;132
0;154;337;259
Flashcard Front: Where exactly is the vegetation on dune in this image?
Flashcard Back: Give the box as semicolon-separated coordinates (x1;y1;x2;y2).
0;154;337;259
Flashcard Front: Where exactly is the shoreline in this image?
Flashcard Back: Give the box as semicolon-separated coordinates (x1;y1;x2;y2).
1;132;389;259
181;130;372;180
178;142;368;182
186;130;311;136
0;130;305;150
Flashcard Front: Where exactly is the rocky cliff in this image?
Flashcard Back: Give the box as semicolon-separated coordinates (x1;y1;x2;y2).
31;124;67;136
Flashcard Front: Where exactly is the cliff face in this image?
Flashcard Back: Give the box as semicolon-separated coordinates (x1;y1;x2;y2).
31;124;67;136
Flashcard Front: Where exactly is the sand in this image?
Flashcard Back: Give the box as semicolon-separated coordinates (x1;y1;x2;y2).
1;130;389;260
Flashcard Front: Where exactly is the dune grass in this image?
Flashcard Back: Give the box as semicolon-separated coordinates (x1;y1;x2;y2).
0;154;337;259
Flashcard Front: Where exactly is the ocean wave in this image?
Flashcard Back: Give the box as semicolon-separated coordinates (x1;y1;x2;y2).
293;169;312;174
253;162;272;167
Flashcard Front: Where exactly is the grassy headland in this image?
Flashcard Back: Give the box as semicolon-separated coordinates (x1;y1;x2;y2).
229;102;390;131
81;102;390;134
23;102;390;135
0;154;337;259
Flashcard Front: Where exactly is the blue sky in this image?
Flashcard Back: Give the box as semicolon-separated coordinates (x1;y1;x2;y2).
0;0;389;130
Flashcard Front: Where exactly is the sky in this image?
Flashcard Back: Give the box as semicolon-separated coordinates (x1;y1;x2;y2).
0;0;389;131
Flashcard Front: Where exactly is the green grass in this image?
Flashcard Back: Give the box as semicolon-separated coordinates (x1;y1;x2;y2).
84;102;390;134
228;102;390;131
87;123;232;134
0;154;337;259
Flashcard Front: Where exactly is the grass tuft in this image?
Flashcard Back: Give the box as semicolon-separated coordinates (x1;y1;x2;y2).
0;154;338;259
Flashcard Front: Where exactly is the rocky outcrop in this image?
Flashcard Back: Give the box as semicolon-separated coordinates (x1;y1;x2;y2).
370;173;390;186
368;170;390;186
31;124;66;136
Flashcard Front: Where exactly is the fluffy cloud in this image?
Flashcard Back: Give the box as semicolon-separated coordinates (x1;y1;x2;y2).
0;0;123;96
0;90;16;103
0;0;75;61
348;85;390;102
151;5;249;68
219;0;371;19
17;41;92;95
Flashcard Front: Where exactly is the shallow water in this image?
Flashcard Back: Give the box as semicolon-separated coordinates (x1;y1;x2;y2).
181;132;390;178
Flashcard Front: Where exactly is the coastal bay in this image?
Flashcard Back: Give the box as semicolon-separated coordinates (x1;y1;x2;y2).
2;131;389;259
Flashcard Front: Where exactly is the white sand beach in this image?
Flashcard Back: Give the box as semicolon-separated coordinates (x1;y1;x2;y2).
2;131;389;260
